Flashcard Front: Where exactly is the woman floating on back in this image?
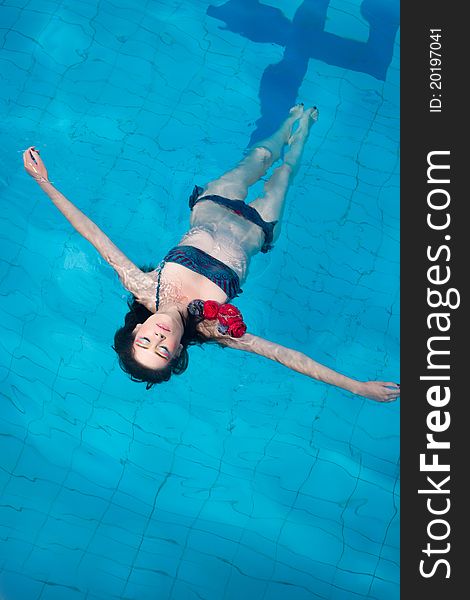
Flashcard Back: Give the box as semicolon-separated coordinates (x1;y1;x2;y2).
23;105;399;402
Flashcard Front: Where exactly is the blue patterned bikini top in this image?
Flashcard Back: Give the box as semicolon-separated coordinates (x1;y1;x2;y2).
159;245;242;304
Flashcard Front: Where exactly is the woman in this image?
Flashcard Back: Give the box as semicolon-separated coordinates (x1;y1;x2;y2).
23;105;400;402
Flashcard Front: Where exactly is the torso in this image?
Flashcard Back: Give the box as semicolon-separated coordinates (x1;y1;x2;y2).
133;200;264;313
185;201;264;279
133;259;229;313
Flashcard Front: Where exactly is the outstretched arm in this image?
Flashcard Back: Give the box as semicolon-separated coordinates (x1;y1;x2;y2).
215;331;400;402
23;147;149;298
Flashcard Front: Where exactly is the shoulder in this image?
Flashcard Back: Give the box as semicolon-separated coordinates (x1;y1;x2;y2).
123;269;157;309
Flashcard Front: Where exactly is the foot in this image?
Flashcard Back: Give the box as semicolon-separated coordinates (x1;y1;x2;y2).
253;104;305;160
289;103;304;120
280;103;305;145
307;105;319;123
283;106;318;172
287;106;318;145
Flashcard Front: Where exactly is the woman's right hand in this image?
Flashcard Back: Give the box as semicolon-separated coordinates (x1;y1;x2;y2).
358;381;400;402
23;146;49;183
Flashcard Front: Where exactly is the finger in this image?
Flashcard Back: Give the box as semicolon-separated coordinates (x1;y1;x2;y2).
22;151;38;172
27;149;38;164
383;382;400;389
23;147;34;161
29;149;41;163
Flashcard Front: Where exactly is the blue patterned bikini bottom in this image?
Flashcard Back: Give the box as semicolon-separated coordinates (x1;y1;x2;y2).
188;185;276;254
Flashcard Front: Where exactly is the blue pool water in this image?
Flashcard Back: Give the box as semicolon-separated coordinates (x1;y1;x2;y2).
0;1;399;598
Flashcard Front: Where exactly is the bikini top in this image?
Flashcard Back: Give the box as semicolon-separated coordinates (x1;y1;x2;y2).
155;245;242;310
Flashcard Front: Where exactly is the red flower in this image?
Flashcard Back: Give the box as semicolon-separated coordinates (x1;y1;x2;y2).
228;320;247;338
217;303;243;326
218;303;241;318
200;301;247;336
203;300;221;320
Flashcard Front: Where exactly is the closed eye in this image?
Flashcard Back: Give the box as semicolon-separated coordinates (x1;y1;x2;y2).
135;337;170;360
156;346;170;360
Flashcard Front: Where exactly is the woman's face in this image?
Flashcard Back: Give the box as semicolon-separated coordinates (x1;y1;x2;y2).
132;310;184;369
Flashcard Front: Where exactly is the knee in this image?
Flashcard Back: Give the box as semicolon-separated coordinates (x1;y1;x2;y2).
252;146;273;164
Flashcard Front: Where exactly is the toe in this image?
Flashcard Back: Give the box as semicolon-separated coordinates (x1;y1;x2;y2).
289;104;304;117
309;107;319;121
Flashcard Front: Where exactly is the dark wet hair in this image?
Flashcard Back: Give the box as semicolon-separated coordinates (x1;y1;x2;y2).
112;265;210;389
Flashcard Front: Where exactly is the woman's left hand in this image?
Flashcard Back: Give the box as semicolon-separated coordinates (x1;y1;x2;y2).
23;146;49;183
358;381;400;402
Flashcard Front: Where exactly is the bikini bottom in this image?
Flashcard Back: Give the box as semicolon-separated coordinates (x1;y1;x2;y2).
189;185;276;253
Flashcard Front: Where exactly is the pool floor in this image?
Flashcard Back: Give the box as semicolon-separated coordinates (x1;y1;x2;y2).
0;1;399;598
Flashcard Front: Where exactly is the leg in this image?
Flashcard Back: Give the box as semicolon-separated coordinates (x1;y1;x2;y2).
249;107;318;242
200;104;304;201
